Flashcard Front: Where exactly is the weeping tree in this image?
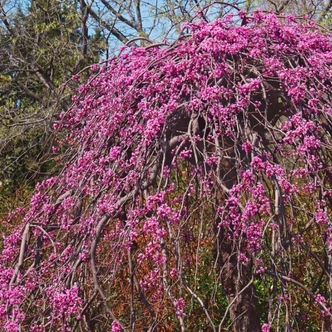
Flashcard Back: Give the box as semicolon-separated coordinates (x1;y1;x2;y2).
1;8;332;331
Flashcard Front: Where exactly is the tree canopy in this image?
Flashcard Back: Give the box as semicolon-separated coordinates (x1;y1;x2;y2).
1;0;331;192
1;9;332;332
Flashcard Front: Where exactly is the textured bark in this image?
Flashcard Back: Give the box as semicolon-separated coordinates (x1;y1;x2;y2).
218;229;261;332
213;78;292;331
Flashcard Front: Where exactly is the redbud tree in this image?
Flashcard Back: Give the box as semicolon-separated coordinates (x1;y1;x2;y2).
1;9;332;332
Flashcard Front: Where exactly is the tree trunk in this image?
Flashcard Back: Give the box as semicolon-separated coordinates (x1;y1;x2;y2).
217;228;261;332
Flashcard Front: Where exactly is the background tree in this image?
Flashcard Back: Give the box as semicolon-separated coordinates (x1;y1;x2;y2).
81;0;247;55
257;0;332;23
1;9;332;331
0;0;104;198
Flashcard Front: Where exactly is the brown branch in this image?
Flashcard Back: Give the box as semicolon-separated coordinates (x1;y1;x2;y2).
83;0;129;44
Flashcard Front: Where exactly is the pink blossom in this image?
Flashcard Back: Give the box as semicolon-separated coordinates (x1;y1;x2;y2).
262;323;270;332
111;321;122;332
175;298;186;318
